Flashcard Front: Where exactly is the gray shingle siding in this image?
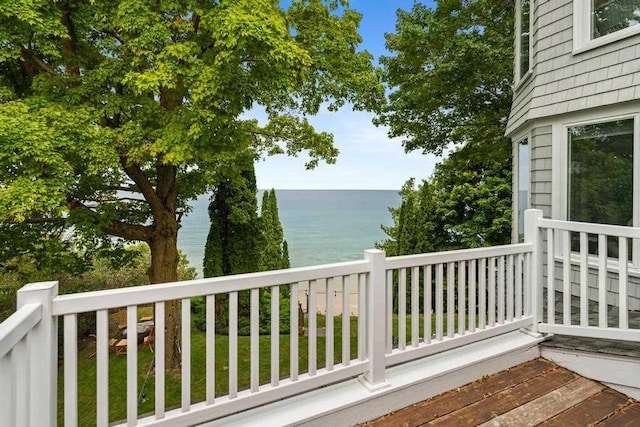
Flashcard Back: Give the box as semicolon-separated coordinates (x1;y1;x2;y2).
506;0;640;136
530;125;552;218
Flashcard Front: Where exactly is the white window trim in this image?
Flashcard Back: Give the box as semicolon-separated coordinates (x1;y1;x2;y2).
512;132;531;243
515;0;534;88
573;0;640;55
552;106;640;269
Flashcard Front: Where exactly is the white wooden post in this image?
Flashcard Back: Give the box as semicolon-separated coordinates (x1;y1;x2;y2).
16;281;58;427
359;250;390;391
524;210;543;333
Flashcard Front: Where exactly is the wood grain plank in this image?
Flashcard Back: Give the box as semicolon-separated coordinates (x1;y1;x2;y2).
364;359;556;427
477;377;604;427
425;368;579;426
540;389;630;427
596;403;640;427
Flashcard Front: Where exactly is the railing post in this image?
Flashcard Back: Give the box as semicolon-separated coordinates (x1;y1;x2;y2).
524;210;543;334
17;281;59;427
359;249;390;391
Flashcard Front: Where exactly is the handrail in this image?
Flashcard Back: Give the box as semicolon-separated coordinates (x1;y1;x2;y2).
52;259;370;315
0;303;42;358
538;218;640;238
385;243;533;270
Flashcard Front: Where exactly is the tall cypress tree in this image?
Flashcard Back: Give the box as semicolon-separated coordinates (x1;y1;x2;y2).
259;189;289;271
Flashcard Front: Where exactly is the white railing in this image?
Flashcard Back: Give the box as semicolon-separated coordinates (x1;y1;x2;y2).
533;214;640;342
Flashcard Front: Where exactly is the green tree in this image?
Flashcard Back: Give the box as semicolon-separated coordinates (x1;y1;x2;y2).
0;0;382;368
260;189;288;271
377;0;514;254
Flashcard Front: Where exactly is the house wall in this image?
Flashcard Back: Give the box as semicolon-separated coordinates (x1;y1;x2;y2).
506;0;640;136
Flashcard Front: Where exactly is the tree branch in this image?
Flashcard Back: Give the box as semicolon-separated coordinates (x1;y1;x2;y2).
120;159;165;216
67;199;152;241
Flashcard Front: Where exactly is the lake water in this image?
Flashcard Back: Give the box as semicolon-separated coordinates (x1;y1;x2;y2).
177;190;401;276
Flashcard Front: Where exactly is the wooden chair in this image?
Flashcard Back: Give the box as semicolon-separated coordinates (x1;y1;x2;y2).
143;328;155;353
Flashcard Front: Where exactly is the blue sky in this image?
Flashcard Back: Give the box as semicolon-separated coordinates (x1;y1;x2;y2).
255;1;439;191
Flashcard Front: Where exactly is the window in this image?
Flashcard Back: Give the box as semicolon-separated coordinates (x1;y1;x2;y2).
574;0;640;53
568;119;634;257
515;137;530;242
515;0;532;83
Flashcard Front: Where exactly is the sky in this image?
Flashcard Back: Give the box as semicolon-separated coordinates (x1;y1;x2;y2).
255;0;439;191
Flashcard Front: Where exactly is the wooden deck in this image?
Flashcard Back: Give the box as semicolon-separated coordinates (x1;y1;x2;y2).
361;359;640;426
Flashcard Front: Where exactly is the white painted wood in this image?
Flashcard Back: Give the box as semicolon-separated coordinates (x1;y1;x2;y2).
363;249;387;387
341;276;350;366
96;310;109;427
515;254;523;319
538;219;640;239
598;234;607;328
479;258;486;330
182;298;191;412
562;230;571;325
385;244;532;270
229;292;238;399
488;258;496;327
290;282;299;380
250;289;259;393
385;270;392;354
325;279;333;371
271;286;280;384
619;237;628;329
309;280;317;375
424;265;432;343
14;338;28;427
16;281;59;427
580;232;588;326
436;264;444;340
538;324;640;341
52;261;371;316
358;275;366;361
64;314;78;427
458;261;466;336
507;255;514;322
523;252;531;317
398;268;406;350
547;228;555;325
447;262;455;338
411;266;419;347
469;260;476;332
0;303;41;359
155;301;166;417
0;350;13;426
498;256;505;324
126;305;137;426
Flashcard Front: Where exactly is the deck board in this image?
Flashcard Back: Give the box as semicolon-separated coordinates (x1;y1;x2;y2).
360;359;640;427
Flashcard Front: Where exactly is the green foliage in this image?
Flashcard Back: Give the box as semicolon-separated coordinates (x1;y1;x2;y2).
259;189;289;271
377;0;514;255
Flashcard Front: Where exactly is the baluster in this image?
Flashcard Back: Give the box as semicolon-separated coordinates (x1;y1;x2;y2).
424;265;432;344
436;263;444;340
411;266;419;347
524;252;531;317
358;274;366;361
309;280;317;375
562;230;571;325
96;310;109;427
479;258;487;329
598;235;607;328
325;279;334;371
0;351;12;425
469;260;477;332
250;288;259;392
126;306;137;425
580;232;588;326
205;296;214;405
447;262;455;338
458;261;466;335
399;268;406;350
290;282;299;380
229;292;238;398
547;229;555;324
385;270;393;354
498;256;505;324
341;276;350;366
515;254;523;319
156;302;166;416
271;285;280;384
619;237;628;329
64;314;78;427
507;255;514;322
488;258;496;327
182;298;191;412
15;338;27;427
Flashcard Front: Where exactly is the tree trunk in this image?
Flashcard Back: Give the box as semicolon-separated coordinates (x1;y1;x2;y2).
148;212;181;370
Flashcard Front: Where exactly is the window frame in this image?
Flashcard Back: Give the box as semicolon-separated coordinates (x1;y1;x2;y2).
515;0;534;88
573;0;640;54
553;107;640;267
513;133;531;243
